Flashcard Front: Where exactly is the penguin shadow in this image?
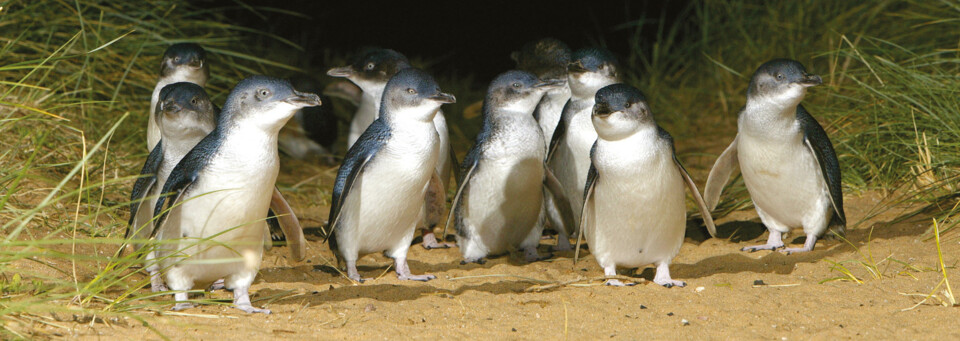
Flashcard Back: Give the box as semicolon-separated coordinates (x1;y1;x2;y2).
684;218;766;244
264;278;535;307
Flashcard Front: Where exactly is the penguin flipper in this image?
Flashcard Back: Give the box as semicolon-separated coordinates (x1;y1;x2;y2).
152;132;219;237
325;121;389;243
442;150;479;240
543;168;576;237
674;156;718;238
797;105;846;231
545;100;572;163
703;135;740;211
128;142;164;240
268;188;307;261
574;141;599;264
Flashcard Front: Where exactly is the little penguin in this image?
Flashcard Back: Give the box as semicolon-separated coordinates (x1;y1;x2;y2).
128;82;217;292
328;47;455;249
703;59;845;253
444;70;564;264
151;76;321;313
547;48;621;233
128;82;307;292
325;68;455;282
511;38;575;250
578;84;716;287
278;76;339;162
147;43;209;151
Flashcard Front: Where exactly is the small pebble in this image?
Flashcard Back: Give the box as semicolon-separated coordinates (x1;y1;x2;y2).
681;319;690;326
695;286;705;293
667;312;674;316
511;328;517;332
754;279;766;286
640;305;647;309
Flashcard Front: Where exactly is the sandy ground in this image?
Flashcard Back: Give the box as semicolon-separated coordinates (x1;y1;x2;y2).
8;123;960;340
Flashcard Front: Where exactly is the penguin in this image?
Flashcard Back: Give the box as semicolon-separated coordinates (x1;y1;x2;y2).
445;70;564;264
128;82;217;292
327;48;455;249
277;76;339;162
151;76;321;313
325;68;455;282
511;38;576;251
577;84;717;287
128;82;308;292
547;48;621;233
147;43;209;151
703;59;845;253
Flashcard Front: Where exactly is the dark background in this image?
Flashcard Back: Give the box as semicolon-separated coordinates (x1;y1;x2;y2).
201;0;693;83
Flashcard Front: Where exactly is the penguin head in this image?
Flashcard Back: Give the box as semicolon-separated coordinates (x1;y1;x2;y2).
327;48;411;92
511;38;571;81
156;82;217;140
222;75;322;130
567;48;620;98
485;70;563;115
381;68;455;123
747;59;822;105
160;43;209;85
592;84;652;141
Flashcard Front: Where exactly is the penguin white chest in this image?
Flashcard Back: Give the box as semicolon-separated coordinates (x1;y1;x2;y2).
737;121;827;229
587;135;686;269
345;125;439;255
464;119;545;253
551;100;597;222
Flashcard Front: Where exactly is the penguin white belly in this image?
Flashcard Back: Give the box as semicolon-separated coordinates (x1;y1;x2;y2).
537;88;572;143
347;96;378;148
465;156;544;254
737;131;828;232
163;139;278;287
342;127;439;256
433;110;451;182
552;105;596;223
587;141;685;269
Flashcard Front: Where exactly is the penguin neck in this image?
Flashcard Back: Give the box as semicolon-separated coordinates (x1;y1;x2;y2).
360;84;387;117
161;130;208;158
158;68;207;87
742;95;802;137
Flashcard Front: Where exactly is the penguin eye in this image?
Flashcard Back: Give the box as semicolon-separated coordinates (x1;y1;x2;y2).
624;102;631;109
256;88;271;100
776;73;784;81
407;88;417;95
365;62;375;70
191;97;198;105
512;82;521;88
174;56;181;63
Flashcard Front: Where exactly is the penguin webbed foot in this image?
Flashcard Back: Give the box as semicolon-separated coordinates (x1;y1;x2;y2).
740;243;785;252
460;258;487;265
781;234;817;254
172;302;196;311
397;273;437;282
149;271;168;292
605;279;635;287
523;248;553;263
655;279;686;288
551;238;573;252
208;279;225;291
231;286;271;314
420;232;454;249
233;304;271;315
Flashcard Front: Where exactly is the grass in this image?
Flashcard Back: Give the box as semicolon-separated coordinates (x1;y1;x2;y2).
1;0;959;337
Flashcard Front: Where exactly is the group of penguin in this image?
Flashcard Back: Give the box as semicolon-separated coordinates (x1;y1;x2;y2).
126;38;845;314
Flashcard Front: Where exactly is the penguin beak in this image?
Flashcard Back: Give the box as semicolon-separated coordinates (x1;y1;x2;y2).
160;100;180;115
534;78;565;89
327;66;354;78
568;60;588;73
593;103;615;118
797;74;823;87
429;92;456;104
187;58;203;69
285;91;322;107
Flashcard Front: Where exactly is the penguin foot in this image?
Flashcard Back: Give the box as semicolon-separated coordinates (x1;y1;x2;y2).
654;279;686;288
149;272;168;292
208;279;225;291
421;232;454;249
460;258;487;265
781;246;813;254
524;249;553;262
605;279;635;287
233;304;271;315
552;238;573;252
171;302;195;311
397;273;436;281
740;243;784;252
